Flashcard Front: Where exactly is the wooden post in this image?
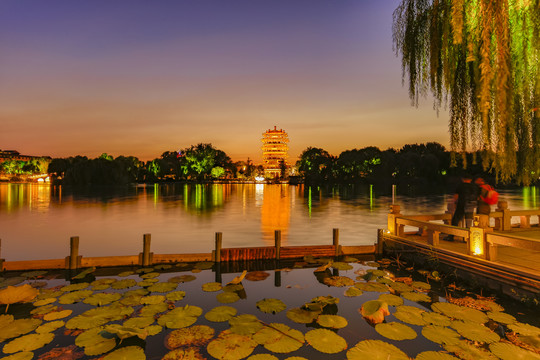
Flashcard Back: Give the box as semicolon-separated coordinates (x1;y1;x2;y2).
495;201;511;231
141;234;152;266
274;270;281;287
333;228;339;256
444;200;454;225
388;204;401;235
427;230;440;246
215;232;222;263
376;229;385;255
0;238;4;272
68;236;80;270
274;230;281;260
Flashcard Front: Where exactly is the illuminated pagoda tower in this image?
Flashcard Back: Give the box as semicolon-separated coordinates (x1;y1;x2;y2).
261;126;289;178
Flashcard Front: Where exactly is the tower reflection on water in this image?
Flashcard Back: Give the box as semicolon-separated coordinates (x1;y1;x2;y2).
259;184;291;245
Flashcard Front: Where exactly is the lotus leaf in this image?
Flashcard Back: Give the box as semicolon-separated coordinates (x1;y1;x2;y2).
314;262;332;273
360;300;390;324
401;291;432;303
332;262;353;270
0;284;39;311
206;330;257;360
310;295;339;306
415;351;459;360
61;283;89;292
422;312;451;326
147;282;178;293
245;271;270;281
0;313;14;327
228;270;247;285
0;318;42;342
36;320;65;333
253;323;304;353
376;277;394;285
486;311;516;325
83;292;122;306
284;357;308;360
66;303;134;330
58;290;93;304
346;339;409;360
43;309;72;322
111;279;137;290
3;332;55;354
75;327;118;356
247;355;278;360
229;314;263;335
223;284;244;292
305;328;347;354
140;303;169;317
194;261;214;270
0;352;34;360
138;279;159;287
421;325;461;345
91;278;116;286
158;305;203;329
358;273;375;282
443;339;499;360
36;289;64;300
136;267;154;274
323;276;355;287
368;269;387;276
176;262;189;267
33;297;56;306
22;270;48;279
375;322;417;340
120;294;144;306
489;341;540;360
202;282;223;292
103;346;146;360
166;291;187;302
354;282;389;292
217;291;241;304
393;305;426;326
162;347;206;360
154;264;173;270
205;306;238;322
378;293;403;306
117;271;134;277
0;276;25;288
140;294;166;305
72;267;96;280
165;325;215;349
431;302;488;323
317;314;348;329
30;304;58;315
256;298;286;314
168;275;196;283
286;308;319;324
124;316;155;328
145;324;163;336
508;322;540;336
411;281;431;290
105;324;148;340
388;282;414;292
344;287;363;297
450;320;500;343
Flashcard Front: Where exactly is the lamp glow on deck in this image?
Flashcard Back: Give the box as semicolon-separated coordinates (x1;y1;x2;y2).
469;227;484;256
255;176;265;182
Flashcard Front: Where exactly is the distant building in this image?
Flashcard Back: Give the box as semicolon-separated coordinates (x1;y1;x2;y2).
261;126;289;178
0;150;34;162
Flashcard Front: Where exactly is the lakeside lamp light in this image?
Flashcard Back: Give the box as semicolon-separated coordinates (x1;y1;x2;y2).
469;225;485;256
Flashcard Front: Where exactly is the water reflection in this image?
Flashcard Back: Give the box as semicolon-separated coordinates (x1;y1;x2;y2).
260;184;291;244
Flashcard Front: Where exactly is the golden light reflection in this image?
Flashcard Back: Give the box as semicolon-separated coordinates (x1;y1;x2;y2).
0;183;51;213
260;184;290;245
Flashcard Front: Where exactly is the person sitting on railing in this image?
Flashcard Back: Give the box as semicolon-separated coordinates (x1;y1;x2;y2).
447;173;477;242
475;177;494;228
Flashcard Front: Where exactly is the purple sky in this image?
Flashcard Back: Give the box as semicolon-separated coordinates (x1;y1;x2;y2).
0;0;449;163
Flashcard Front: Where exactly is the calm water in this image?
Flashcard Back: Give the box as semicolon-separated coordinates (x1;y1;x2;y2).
1;183;538;261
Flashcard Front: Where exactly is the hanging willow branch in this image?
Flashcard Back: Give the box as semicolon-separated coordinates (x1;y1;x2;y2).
393;0;540;184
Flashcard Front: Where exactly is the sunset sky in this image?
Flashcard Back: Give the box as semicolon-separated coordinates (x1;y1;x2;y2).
0;0;449;163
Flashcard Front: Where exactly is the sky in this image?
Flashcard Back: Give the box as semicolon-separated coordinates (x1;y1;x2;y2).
0;0;450;163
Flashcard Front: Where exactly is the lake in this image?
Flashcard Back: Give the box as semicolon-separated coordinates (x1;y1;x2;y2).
0;183;538;261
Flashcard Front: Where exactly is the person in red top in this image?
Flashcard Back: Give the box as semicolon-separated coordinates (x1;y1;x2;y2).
474;177;492;228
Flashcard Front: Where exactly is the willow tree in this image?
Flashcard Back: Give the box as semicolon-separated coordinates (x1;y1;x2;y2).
393;0;540;184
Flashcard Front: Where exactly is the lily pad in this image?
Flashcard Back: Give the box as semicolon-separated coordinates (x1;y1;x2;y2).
431;302;488;324
162;348;206;360
489;341;540;360
103;346;146;360
194;261;214;270
22;270;48;279
166;291;187;301
0;352;34;360
140;272;160;279
388;281;414;292
253;323;304;353
140;295;166;305
486;311;516;325
36;320;65;333
165;325;215;349
332;262;354;270
147;282;178;293
205;306;238;322
3;332;55;354
443;339;499;360
229;314;263;335
30;304;58;315
61;283;89;292
83;292;122;306
105;324;148;340
305;328;347;354
138;279;159;287
0;318;42;342
375;322;417;340
360;300;390;324
72;267;96;280
58;290;93;304
451;320;500;343
354;282;389;292
411;281;431;290
256;298;286;314
145;324;163;336
401;291;432;302
157;305;203;329
207;330;257;360
421;312;451;326
117;271;134;277
202;282;223;292
245;271;270;281
154;264;173;270
393;305;426;326
344;287;363;297
168;275;196;283
416;351;459;360
33;297;56;307
508;322;540;336
217;291;241;304
317;314;348;329
0;284;39;312
286;308;319;324
111;279;137;290
378;293;403;306
123;316;155;328
247;355;278;360
140;303;169;317
323;276;355;287
421;325;461;345
346;340;409;360
136;267;154;274
66;303;134;330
